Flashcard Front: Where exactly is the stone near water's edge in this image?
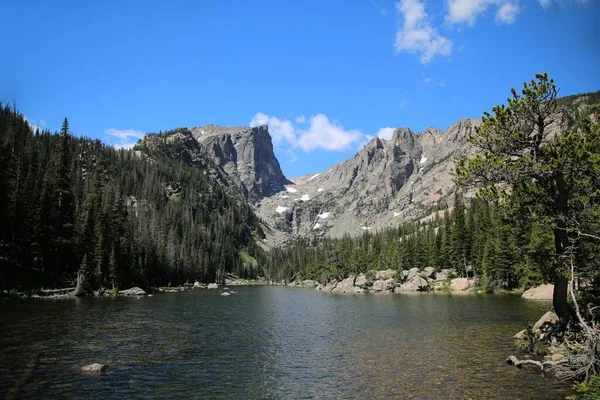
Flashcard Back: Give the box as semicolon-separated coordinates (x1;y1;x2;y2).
82;363;108;373
118;287;146;296
207;283;218;289
522;284;554;301
221;292;231;296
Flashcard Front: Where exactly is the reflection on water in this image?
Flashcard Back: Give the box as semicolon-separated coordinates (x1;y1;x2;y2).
0;287;570;399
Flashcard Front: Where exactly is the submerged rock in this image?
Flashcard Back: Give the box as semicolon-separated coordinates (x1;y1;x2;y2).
221;292;231;296
81;363;108;373
118;287;146;296
522;284;554;301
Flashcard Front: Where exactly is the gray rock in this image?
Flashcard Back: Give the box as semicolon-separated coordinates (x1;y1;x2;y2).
207;283;219;289
406;268;419;280
289;280;318;288
421;267;436;279
331;276;363;293
354;273;369;288
372;279;395;292
395;275;429;292
118;287;146;296
322;280;339;293
533;311;559;332
375;269;396;280
193;281;202;288
221;292;231;296
81;363;108;373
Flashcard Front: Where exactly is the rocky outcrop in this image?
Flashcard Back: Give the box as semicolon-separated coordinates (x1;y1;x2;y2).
118;287;146;296
522;284;554;301
191;125;291;200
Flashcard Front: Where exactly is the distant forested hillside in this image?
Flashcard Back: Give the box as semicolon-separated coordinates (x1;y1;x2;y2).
0;105;265;293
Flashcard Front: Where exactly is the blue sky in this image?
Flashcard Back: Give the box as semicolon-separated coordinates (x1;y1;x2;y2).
2;0;598;177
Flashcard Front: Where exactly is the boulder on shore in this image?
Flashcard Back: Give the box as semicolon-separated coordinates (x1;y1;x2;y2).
406;268;419;280
522;284;554;301
118;287;146;296
354;273;369;288
420;267;436;279
331;276;363;293
372;278;395;292
375;269;396;280
207;283;219;289
395;275;429;292
533;311;559;332
82;363;108;373
450;278;472;292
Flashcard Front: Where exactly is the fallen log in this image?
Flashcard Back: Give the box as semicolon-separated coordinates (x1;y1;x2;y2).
507;356;567;371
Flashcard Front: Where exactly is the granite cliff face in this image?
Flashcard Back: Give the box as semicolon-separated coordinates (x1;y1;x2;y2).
190;125;291;201
140;124;290;201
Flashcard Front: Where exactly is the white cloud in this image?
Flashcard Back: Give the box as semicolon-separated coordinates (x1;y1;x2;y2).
394;0;453;64
250;112;394;153
249;112;295;147
295;115;306;124
104;128;144;149
423;76;446;87
377;127;395;140
296;114;363;151
495;2;519;24
539;0;588;8
446;0;519;25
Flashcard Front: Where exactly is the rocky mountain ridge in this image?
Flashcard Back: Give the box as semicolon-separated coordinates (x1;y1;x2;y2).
136;92;597;246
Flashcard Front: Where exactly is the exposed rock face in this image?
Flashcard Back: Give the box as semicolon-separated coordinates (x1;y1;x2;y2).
190;125;291;200
522;284;554;301
140;125;290;201
118;287;146;296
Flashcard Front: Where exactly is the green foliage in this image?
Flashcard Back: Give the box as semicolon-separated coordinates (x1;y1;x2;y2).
567;376;600;400
0;105;265;292
455;73;600;318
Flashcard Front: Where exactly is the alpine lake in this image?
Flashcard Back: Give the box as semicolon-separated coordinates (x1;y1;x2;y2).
0;286;572;399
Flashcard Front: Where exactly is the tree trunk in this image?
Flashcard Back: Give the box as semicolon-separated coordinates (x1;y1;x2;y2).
553;172;572;323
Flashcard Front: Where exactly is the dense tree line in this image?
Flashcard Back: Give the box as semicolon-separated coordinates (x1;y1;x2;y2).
0;105;265;293
262;193;563;291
